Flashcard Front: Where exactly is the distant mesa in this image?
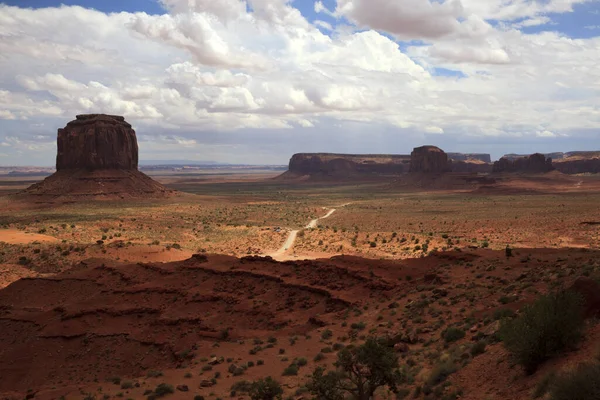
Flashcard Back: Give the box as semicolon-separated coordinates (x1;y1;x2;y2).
493;153;554;173
547;152;600;174
447;153;492;163
409;145;451;173
281;153;411;179
278;147;600;181
21;114;174;200
497;151;600;174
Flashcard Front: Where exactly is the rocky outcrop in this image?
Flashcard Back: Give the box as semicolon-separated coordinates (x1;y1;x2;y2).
553;152;600;174
492;153;554;173
57;114;138;170
409;146;451;173
447;153;492;163
283;153;411;178
21;114;173;200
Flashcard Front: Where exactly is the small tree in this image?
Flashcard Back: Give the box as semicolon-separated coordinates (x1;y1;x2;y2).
307;337;403;400
499;290;584;374
249;377;283;400
306;367;345;400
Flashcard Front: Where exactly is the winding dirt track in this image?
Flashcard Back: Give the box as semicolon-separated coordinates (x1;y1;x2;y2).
270;203;349;260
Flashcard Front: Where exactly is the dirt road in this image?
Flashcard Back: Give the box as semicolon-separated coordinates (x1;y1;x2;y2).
270;203;349;260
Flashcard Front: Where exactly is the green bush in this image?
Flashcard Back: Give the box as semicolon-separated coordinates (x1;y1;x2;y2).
249;377;283;400
282;364;299;376
296;357;308;367
493;308;516;320
532;371;556;398
550;363;600;400
470;341;486;357
499;290;584;374
308;337;404;400
442;327;465;343
426;361;457;387
147;383;174;399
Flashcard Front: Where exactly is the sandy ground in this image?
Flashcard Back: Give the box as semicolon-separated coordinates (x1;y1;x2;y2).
0;229;59;244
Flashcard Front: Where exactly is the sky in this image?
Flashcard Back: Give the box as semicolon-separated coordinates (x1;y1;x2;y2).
0;0;599;165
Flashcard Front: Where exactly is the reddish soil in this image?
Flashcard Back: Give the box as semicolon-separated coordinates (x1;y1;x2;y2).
0;254;415;396
1;248;600;400
0;229;59;245
19;169;176;201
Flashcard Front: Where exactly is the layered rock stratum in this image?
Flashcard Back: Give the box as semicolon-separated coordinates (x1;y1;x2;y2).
56;114;138;170
409;146;451;173
493;153;554;173
447;153;492;163
21;114;173;200
550;152;600;174
281;153;411;178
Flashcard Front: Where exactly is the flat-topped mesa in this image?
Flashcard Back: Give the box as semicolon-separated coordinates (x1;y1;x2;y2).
287;153;411;177
493;153;554;173
410;146;451;173
56;114;138;171
447;153;492;163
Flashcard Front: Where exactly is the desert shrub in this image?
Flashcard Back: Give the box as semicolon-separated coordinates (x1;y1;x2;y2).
147;383;174;399
321;329;333;340
282;364;299;376
549;363;600;400
426;361;457;387
307;337;404;400
493;308;516;320
231;380;252;393
470;340;486;357
314;353;326;362
296;357;308;367
499;290;584;374
442;327;465;343
532;371;556;398
351;322;366;330
249;377;283;400
120;381;134;389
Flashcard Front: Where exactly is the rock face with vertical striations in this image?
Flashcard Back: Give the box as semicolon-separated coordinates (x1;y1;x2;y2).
21;114;174;200
56;114;138;170
409;146;451;173
279;153;411;179
492;153;554;173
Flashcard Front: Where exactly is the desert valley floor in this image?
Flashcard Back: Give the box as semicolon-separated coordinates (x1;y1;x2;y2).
2;169;600;400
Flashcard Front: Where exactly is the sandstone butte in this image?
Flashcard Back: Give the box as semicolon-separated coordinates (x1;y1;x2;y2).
21;114;173;200
493;153;554;173
56;114;138;170
409;145;452;173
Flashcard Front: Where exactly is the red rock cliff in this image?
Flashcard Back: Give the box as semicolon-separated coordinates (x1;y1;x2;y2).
56;114;138;170
286;153;410;177
492;153;554;173
409;146;451;173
